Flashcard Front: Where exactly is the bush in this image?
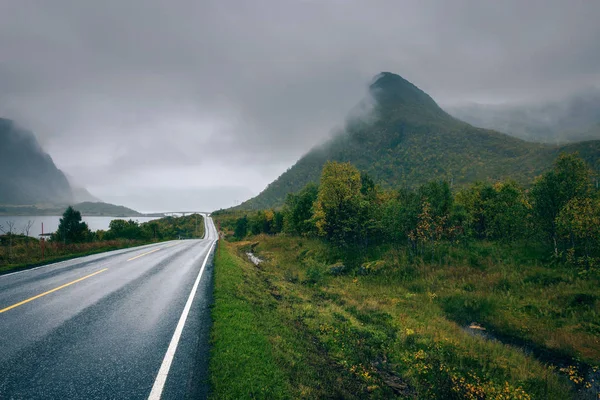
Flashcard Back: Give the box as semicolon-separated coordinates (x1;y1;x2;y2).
304;258;325;285
328;263;347;276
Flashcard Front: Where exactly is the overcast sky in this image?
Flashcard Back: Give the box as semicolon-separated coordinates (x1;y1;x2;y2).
1;0;599;212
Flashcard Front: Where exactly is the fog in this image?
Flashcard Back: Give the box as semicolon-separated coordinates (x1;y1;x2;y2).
1;0;599;211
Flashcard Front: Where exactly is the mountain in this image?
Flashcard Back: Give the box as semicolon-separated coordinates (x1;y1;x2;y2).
446;89;600;143
0;201;144;217
63;172;101;203
72;186;101;203
237;72;600;210
0;118;74;205
66;201;142;217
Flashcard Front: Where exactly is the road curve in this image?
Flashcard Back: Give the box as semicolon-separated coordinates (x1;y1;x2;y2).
0;215;218;399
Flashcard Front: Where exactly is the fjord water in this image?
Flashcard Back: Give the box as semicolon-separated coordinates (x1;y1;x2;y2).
1;216;160;237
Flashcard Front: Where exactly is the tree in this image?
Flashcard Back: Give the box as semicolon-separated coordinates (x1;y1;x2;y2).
283;183;318;236
357;172;384;247
105;219;144;240
556;197;600;265
54;207;90;243
263;210;275;234
22;220;34;237
531;153;592;250
483;181;530;241
313;161;362;248
360;172;376;196
249;211;268;235
0;220;16;262
234;215;248;239
144;222;160;240
455;181;531;242
272;210;284;234
418;180;453;220
381;187;421;246
455;183;488;239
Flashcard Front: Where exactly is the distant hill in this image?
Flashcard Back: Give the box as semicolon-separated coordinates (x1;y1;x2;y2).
68;202;143;217
64;173;102;203
0;118;73;205
0;118;146;217
446;89;600;144
237;72;600;210
0;201;144;217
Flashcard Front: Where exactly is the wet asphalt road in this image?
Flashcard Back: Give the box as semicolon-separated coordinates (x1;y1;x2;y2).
0;216;217;399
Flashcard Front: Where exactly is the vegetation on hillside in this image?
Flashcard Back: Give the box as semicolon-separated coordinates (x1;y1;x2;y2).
236;73;600;210
212;153;600;399
224;153;599;270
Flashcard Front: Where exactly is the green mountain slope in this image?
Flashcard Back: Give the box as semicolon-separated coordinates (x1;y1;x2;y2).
237;72;600;210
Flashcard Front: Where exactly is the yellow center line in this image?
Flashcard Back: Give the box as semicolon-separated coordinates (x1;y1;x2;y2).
0;268;109;314
127;247;162;261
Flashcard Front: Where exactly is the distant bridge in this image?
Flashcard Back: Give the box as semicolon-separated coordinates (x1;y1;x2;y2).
161;211;210;217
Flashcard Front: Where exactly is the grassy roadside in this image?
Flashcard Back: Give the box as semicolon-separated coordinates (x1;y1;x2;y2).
208;241;290;399
209;241;365;399
209;234;599;399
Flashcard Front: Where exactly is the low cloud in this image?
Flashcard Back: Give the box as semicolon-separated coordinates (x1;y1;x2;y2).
1;0;599;210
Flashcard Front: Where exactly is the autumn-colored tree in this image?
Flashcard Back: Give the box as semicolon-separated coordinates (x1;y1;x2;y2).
314;161;362;248
264;210;275;233
556;197;600;265
409;200;449;258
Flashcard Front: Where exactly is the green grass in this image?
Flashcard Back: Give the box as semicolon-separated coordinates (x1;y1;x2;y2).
209;234;600;399
209;242;290;399
209;241;367;399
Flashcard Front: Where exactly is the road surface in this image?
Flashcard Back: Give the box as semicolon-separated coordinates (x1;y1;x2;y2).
0;216;218;399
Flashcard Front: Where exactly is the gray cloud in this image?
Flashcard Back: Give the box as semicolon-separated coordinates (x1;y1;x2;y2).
1;0;599;211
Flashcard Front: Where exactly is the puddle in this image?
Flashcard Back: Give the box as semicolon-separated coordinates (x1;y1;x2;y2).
464;322;494;340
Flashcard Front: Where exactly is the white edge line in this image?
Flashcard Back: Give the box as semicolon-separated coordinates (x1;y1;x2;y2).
147;237;217;400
